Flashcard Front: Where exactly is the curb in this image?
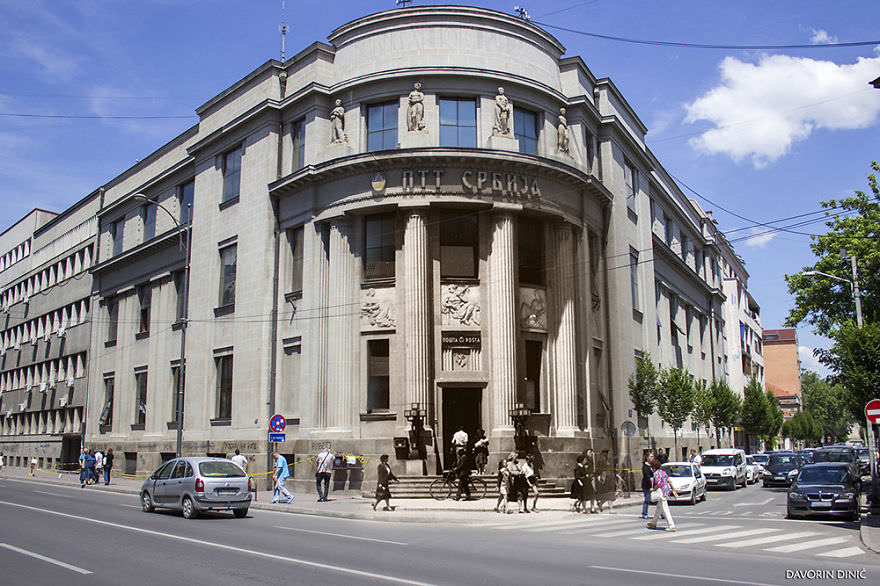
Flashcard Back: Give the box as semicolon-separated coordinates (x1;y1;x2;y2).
859;512;880;555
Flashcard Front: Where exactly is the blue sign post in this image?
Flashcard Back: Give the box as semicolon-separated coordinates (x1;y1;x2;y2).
269;433;286;443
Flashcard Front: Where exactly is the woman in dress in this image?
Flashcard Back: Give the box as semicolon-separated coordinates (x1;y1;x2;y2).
522;454;540;512
473;429;489;475
372;454;399;511
647;458;678;531
570;455;586;512
494;459;510;514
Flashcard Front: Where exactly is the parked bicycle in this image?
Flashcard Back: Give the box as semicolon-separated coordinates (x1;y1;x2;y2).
430;470;487;501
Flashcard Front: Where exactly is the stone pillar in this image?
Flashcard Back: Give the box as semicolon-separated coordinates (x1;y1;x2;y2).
404;210;431;409
310;223;329;429
326;218;357;431
488;212;518;433
551;223;579;436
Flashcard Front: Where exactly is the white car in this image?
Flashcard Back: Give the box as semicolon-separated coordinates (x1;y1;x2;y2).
661;462;707;505
745;455;762;484
700;448;748;490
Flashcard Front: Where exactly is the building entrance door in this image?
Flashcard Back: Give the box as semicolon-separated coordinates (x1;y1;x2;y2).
442;387;482;470
60;435;81;472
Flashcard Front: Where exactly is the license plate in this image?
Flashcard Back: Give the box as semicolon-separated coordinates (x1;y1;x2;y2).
216;488;238;494
774;476;785;480
810;502;831;509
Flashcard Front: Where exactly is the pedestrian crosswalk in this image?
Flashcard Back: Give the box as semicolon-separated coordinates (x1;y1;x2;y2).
470;515;866;558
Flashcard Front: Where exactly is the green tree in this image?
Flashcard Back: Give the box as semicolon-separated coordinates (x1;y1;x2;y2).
817;321;880;423
656;367;696;455
692;379;713;448
762;389;784;449
741;377;770;449
709;379;741;447
782;411;822;446
800;369;855;443
628;351;659;437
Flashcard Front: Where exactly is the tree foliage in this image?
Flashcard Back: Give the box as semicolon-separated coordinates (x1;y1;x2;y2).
817;321;880;423
708;379;741;447
656;367;696;451
762;389;784;449
692;379;713;444
782;410;822;445
628;351;659;424
800;369;856;443
741;377;770;437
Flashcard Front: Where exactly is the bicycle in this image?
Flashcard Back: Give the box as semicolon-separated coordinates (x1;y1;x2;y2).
430;470;487;501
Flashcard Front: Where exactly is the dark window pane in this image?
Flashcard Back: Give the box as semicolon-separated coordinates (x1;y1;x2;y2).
367;339;390;412
367;102;397;152
440;214;478;278
219;245;237;307
364;214;395;280
290;227;304;293
217;355;233;419
222;147;242;202
179;181;194;224
439;98;476;147
518;217;544;285
292;118;305;171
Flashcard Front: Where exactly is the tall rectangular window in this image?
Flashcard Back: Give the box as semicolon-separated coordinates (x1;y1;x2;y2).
514;107;538;155
137;284;151;334
625;161;638;211
135;370;148;426
106;297;118;343
173;270;186;322
142;204;156;242
367;339;390;412
178;180;194;224
518;217;544;285
222;146;243;203
216;354;233;420
112;219;124;256
219;244;237;307
100;375;114;428
364;214;395;280
440;214;478;278
681;234;688;262
439;98;476;147
585;130;596;173
292;118;305;171
629;249;640;310
170;365;183;423
289;227;304;293
367;102;397;152
522;340;542;412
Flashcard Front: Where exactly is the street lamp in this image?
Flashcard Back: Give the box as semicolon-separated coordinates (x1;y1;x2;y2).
509;402;531;454
132;194;192;458
403;402;427;475
802;269;862;327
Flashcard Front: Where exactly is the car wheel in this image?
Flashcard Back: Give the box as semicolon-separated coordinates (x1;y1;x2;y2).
700;488;707;502
181;496;198;519
848;509;860;522
762;481;768;488
141;491;154;513
786;506;794;519
690;490;697;505
233;507;248;519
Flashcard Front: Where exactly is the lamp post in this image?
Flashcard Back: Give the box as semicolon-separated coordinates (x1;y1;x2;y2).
509;402;531;455
133;195;191;458
403;402;427;475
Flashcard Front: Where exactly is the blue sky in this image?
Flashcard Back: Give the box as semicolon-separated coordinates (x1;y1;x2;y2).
2;0;879;375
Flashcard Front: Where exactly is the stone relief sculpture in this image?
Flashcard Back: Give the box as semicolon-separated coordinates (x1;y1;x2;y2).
556;107;570;154
407;82;425;132
441;284;481;327
361;288;396;328
493;87;513;136
330;98;348;144
520;287;547;330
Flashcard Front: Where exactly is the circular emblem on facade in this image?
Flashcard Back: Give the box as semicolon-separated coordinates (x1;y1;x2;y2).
371;172;386;193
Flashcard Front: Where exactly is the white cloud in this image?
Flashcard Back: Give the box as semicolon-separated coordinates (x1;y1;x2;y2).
810;29;838;45
12;39;81;81
742;227;777;248
798;345;832;378
684;52;880;167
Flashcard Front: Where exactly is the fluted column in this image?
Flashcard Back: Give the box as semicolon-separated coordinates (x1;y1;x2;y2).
404;210;431;409
310;223;329;429
551;223;579;435
326;218;356;431
489;212;518;433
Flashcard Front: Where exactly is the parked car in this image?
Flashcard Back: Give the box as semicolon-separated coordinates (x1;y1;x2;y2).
140;457;252;519
854;447;870;476
745;455;762;484
751;453;770;470
797;449;815;465
762;451;801;487
810;446;860;481
661;462;707;505
700;448;748;490
787;463;860;521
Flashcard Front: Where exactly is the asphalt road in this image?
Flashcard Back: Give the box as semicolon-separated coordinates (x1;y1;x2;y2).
0;476;877;586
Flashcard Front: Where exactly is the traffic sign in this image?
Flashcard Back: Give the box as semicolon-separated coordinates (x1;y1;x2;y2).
269;414;286;433
269;433;286;443
865;399;880;424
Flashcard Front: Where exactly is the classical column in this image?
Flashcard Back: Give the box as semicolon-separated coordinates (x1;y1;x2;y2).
551;223;579;435
488;212;518;433
326;218;357;431
404;210;431;409
310;223;329;429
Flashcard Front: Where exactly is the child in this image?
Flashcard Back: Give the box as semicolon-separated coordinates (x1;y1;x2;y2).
494;460;510;514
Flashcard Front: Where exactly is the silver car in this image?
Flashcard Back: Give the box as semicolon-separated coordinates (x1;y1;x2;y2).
140;457;252;519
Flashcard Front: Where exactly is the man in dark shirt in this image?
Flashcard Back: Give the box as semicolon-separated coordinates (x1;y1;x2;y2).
656;448;669;465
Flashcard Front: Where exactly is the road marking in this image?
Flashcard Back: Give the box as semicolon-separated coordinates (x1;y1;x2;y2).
589;565;779;586
632;524;732;540
274;526;407;545
764;537;848;553
816;546;864;558
0;543;92;575
34;490;77;499
715;531;819;548
733;497;773;507
120;504;141;509
526;517;630;532
671;527;779;544
0;501;430;585
590;527;655;538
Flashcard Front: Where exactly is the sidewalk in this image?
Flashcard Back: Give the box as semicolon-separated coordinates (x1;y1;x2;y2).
861;511;880;555
0;466;642;523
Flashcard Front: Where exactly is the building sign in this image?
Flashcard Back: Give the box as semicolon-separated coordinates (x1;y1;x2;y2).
441;333;481;347
398;168;541;198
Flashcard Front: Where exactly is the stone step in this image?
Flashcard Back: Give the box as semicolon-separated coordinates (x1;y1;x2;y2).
361;475;571;499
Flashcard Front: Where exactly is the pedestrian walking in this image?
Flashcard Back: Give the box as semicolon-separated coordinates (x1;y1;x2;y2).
582;448;597;513
473;429;489;475
521;454;540;512
451;426;468;458
505;452;527;513
95;449;103;479
103;448;114;485
494;460;510;513
640;452;654;518
0;451;4;473
80;450;96;487
231;448;248;473
29;456;38;476
271;451;294;504
314;446;334;502
453;448;473;500
689;449;702;466
596;450;615;512
371;454;399;511
570;455;586;512
646;458;678;531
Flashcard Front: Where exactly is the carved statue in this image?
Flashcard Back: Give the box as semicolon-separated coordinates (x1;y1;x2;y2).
330;98;347;144
361;288;396;328
493;87;513;137
557;107;570;154
441;284;480;326
407;82;425;132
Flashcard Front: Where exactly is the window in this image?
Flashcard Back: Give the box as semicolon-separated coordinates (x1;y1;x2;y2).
173;270;186;322
106;297;118;343
112;219;124;256
289;227;304;293
216;354;233;420
218;244;237;307
439;98;476;148
440;214;478;278
681;234;688;262
137;284;151;334
514;107;538;155
100;376;114;428
629;249;640;310
364;214;395;280
367;339;390;412
367;101;397;152
585;130;596;173
170;365;184;423
134;370;148;426
142;204;156;242
292;118;305;171
178;180;194;224
518;217;544;285
625;161;638;212
222;146;243;203
522;340;542;412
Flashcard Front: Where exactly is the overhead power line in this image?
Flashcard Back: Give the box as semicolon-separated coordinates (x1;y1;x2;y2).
0;112;197;120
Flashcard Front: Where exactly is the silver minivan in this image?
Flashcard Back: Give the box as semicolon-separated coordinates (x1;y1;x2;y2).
140;457;252;519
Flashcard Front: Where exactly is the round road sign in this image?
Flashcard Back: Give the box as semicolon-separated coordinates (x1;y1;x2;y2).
865;399;880;425
269;414;286;433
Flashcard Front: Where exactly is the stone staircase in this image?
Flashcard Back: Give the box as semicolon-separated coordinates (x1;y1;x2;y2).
361;474;569;499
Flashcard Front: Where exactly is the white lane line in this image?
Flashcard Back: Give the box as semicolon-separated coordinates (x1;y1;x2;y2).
733;497;773;507
671;527;780;544
764;536;848;553
589;565;779;586
632;524;737;541
0;501;430;586
526;517;631;532
591;527;654;538
274;526;407;545
715;531;819;548
120;504;141;509
816;546;865;558
0;543;92;575
34;490;77;499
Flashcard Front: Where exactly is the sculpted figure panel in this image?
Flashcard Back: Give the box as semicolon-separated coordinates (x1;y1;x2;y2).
493;87;513;137
520;287;547;330
557;107;570;154
407;82;425;132
361;288;396;329
330;98;348;144
441;284;481;327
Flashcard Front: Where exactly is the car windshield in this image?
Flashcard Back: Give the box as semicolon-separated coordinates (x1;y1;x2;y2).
752;455;769;464
199;461;247;478
700;454;733;467
663;465;694;477
811;451;852;464
769;454;798;467
746;456;755;464
798;467;847;484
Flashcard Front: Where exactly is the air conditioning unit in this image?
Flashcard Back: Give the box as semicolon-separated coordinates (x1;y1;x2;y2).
18;402;26;411
30;336;37;346
56;326;66;338
0;347;5;356
58;397;67;407
23;295;29;304
24;383;32;392
39;382;47;393
43;331;50;342
66;377;75;388
4;410;11;418
13;342;20;350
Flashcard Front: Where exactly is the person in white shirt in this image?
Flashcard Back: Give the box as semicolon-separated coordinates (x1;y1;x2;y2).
315;447;335;502
689;449;702;466
95;450;103;474
231;449;248;472
451;427;468;454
